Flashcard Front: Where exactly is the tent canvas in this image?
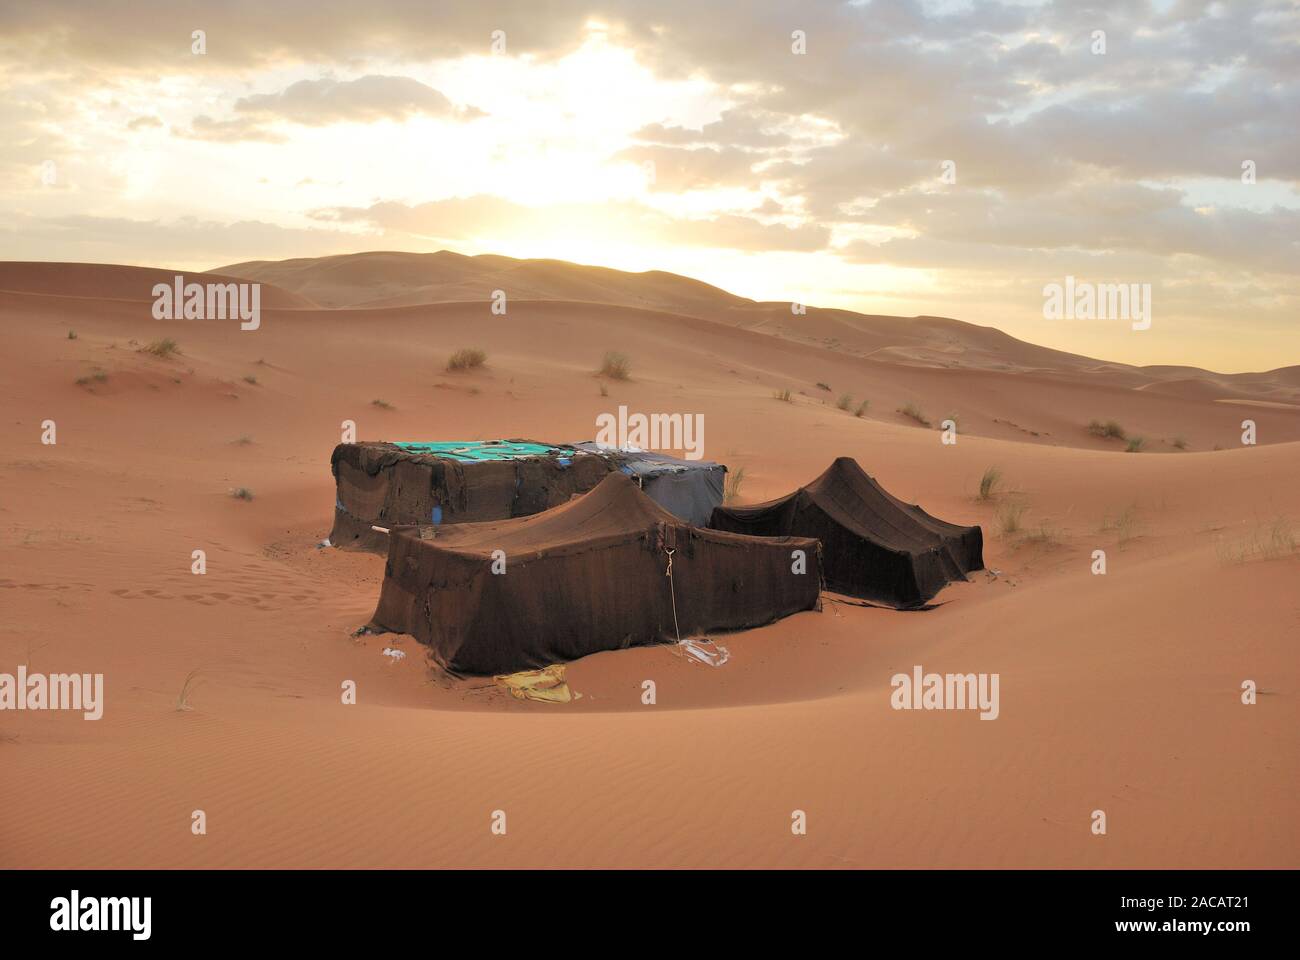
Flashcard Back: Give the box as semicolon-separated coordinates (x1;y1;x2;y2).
572;442;726;526
709;457;983;608
369;472;822;675
330;440;613;550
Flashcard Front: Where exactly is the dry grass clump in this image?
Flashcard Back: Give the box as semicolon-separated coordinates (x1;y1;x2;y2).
175;669;202;711
724;466;747;504
448;348;487;371
995;497;1061;545
978;466;1002;501
898;402;931;427
141;338;180;358
1088;419;1126;440
598;351;630;380
1216;517;1296;564
1099;504;1141;545
996;501;1026;536
1020;522;1061;545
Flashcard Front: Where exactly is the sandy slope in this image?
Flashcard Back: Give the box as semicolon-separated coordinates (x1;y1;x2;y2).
0;260;1296;868
217;250;1300;402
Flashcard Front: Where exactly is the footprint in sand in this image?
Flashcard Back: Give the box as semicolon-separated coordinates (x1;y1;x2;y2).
110;588;176;601
2;580;93;592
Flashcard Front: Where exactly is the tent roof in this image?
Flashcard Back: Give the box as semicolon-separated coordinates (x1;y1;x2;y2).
807;456;971;553
711;456;983;606
571;441;724;477
375;472;822;674
404;472;684;555
724;457;967;552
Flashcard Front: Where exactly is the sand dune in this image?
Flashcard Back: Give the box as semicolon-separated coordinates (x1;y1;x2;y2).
217;249;745;316
217;251;1300;405
0;261;315;309
1135;377;1237;401
1;256;1296;868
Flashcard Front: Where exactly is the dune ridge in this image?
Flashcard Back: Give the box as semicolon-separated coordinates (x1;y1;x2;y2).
213;250;1300;403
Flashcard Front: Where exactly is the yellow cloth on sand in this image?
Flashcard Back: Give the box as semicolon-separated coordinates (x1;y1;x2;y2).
494;664;578;703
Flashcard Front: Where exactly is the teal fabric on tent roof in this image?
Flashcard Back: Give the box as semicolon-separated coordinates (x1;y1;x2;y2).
390;440;574;462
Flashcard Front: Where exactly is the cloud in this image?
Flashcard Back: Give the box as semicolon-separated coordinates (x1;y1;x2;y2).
764;142;931;217
669;212;828;252
320;194;830;252
234;75;482;124
184;114;287;143
613;144;763;192
0;81;76;184
633;109;795;149
180;75;482;141
846;181;1300;275
0;0;599;70
0;212;376;267
1019;84;1300;183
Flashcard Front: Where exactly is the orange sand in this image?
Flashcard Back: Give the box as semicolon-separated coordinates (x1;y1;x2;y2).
1;254;1296;867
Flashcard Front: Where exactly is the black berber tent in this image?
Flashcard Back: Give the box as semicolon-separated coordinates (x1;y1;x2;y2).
330;440;613;551
709;457;982;608
369;472;822;674
330;440;729;550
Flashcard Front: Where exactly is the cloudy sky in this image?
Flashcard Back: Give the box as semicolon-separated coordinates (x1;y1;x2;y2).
3;0;1297;370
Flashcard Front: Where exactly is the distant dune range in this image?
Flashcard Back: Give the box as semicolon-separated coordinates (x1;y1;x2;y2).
0;261;314;309
218;249;1300;401
1;253;1296;868
3;252;1296;454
